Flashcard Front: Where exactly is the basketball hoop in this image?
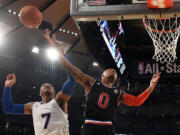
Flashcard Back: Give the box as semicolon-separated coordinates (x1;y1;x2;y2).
143;17;180;64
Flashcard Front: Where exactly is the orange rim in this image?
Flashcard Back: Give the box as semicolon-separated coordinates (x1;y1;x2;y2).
143;18;180;33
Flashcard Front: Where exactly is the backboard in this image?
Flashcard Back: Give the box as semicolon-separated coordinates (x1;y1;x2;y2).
70;0;180;21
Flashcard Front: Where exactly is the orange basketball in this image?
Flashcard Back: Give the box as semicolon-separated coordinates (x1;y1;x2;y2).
19;5;43;28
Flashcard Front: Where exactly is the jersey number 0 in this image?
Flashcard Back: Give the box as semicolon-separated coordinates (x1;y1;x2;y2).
97;92;110;109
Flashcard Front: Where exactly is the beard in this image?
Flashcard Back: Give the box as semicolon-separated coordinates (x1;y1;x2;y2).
107;75;115;83
44;91;52;96
43;88;53;97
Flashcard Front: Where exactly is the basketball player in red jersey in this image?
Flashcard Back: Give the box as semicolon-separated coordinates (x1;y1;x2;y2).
44;29;161;135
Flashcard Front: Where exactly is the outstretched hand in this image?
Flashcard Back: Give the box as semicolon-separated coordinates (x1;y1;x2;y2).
52;33;56;42
5;73;16;87
150;72;161;87
43;29;65;55
44;29;50;39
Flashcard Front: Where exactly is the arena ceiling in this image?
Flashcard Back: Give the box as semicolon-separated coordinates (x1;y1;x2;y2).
0;0;90;68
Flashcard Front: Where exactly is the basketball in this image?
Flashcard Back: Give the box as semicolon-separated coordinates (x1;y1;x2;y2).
19;5;43;28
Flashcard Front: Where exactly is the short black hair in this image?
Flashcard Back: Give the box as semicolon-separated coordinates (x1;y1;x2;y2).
39;83;55;95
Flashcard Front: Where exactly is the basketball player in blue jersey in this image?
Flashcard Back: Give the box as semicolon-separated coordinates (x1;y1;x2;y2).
2;34;77;135
45;29;161;135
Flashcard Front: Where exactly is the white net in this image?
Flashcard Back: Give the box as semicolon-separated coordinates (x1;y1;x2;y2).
143;17;180;64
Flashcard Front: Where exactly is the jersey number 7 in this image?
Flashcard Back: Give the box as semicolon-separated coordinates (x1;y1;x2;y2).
42;113;51;129
97;92;110;109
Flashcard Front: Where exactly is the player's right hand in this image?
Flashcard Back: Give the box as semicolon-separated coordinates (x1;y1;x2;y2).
5;73;16;87
44;29;50;39
52;33;56;42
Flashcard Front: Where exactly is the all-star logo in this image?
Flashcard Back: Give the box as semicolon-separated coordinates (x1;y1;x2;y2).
136;62;180;74
113;89;119;95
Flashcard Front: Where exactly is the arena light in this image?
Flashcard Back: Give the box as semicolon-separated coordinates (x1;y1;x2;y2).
32;46;39;54
93;62;99;67
59;29;78;37
0;36;4;45
8;9;12;13
0;33;5;45
0;22;12;46
74;33;78;36
46;48;59;61
13;12;16;15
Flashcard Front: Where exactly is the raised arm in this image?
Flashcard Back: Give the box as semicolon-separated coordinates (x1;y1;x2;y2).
58;55;95;93
44;30;95;94
118;72;161;106
45;32;77;113
2;73;33;115
55;55;77;113
52;35;66;55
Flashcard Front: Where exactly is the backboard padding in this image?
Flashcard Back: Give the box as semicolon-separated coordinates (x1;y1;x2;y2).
71;0;180;21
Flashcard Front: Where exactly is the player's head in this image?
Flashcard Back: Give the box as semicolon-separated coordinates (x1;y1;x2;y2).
40;83;55;103
101;68;117;86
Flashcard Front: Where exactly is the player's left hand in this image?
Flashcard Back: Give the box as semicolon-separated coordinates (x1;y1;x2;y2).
150;72;161;87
